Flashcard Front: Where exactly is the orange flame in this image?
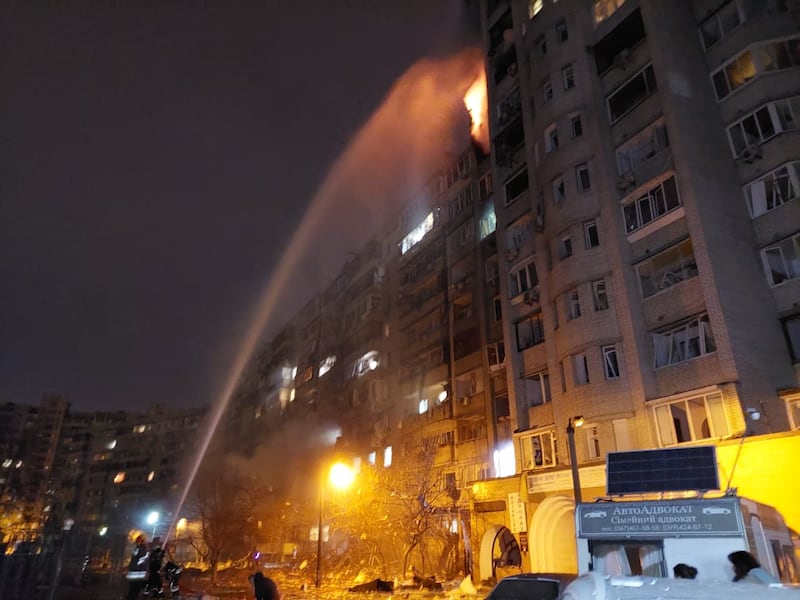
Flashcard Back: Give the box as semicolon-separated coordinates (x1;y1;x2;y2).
464;69;489;154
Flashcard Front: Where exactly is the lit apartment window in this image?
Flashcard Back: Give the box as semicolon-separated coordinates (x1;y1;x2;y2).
744;162;799;217
585;425;602;459
529;0;544;19
576;163;591;191
520;430;557;469
542;78;553;104
367;451;376;465
572;352;590;385
593;0;626;25
602;345;620;378
383;446;392;467
616;119;669;175
653;314;716;368
545;123;559;153
699;0;789;50
592;280;609;311
570;114;583;138
556;19;569;43
505;168;529;205
608;64;657;123
515;313;545;350
525;371;551;406
653;392;729;445
712;37;800;101
509;260;538;297
558;233;573;260
147;471;155;482
566;289;581;320
623;174;681;234
418;398;429;414
113;472;126;484
552;175;566;204
562;64;575;90
637;238;698;298
762;233;800;286
727;98;798;157
584;220;600;248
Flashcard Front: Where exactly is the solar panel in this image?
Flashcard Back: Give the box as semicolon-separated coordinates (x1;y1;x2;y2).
606;446;719;495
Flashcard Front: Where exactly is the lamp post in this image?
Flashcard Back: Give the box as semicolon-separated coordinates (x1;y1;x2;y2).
566;416;584;504
146;511;160;539
315;462;355;588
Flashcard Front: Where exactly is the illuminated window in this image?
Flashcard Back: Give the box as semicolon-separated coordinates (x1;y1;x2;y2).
2;459;11;468
147;471;155;482
133;425;146;434
106;440;117;450
113;472;126;484
712;37;800;101
367;451;376;466
383;446;392;467
529;0;543;19
520;430;557;469
653;392;729;445
418;398;429;414
593;0;626;26
318;355;336;378
401;212;434;254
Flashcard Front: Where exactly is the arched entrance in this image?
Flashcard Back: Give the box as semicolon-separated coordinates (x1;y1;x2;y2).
529;495;577;573
478;524;522;584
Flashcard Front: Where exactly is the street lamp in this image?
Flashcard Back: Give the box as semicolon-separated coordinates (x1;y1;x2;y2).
315;461;355;588
566;416;584;504
146;511;160;539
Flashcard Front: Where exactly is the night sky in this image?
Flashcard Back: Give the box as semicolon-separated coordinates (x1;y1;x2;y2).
0;1;479;412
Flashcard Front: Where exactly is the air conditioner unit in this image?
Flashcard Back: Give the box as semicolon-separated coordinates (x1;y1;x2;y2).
613;48;631;70
740;144;763;164
617;173;635;190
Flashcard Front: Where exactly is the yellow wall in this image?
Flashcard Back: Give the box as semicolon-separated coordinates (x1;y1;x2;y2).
716;432;800;533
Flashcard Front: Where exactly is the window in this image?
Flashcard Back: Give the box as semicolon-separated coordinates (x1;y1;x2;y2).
418;398;429;414
576;163;591;191
585;425;602;459
566;289;581;320
744;162;799;217
558;360;567;392
727;98;799;157
712;37;800;100
516;313;545;350
608;64;657;123
545;123;559;153
113;472;126;484
623;174;682;234
493;297;502;321
520;430;557;469
506;214;532;253
542;78;553;103
552;175;566;204
782;314;800;363
558;233;573;260
509;260;538;297
505;168;530;204
556;19;569;42
448;188;473;219
487;341;506;370
401;212;434;254
593;9;646;73
699;1;742;50
616;119;669;175
384;446;392;467
572;352;589;385
562;64;575;90
637;238;698;298
525;371;552;406
762;233;800;286
653;392;729;445
458;419;485;443
653;314;716;368
570;114;583;138
584;220;600;248
479;173;493;198
529;0;544;18
592;279;609;311
602;345;620;378
535;34;547;57
593;0;626;25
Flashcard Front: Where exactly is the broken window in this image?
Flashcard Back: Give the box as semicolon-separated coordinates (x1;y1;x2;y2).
504;167;529;204
623;174;681;234
593;9;646;74
515;313;545;351
602;345;619;378
653;392;728;445
652;314;716;368
762;233;800;286
637;238;698;298
744;161;800;217
608;64;657;123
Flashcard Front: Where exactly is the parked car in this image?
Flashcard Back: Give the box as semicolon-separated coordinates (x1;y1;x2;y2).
486;573;576;600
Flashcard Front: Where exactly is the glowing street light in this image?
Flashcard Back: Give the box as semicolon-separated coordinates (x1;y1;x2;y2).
315;461;355;588
146;511;160;539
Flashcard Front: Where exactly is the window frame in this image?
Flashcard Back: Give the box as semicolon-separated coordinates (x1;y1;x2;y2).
566;288;581;320
572;352;590;385
622;173;682;235
562;64;575;90
602;344;620;378
515;313;545;351
607;64;658;124
584;220;600;248
558;232;573;260
509;259;539;297
711;36;800;101
520;429;558;469
743;161;799;218
592;279;609;311
652;314;716;368
542;77;554;104
652;392;729;446
545;122;559;154
727;97;798;157
636;238;698;299
576;163;591;192
761;233;800;286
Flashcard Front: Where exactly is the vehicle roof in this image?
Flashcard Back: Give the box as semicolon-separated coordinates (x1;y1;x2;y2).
562;574;799;600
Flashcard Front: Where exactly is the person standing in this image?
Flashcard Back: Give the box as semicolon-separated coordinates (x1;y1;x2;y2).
249;571;280;600
145;536;165;597
728;550;779;584
126;535;150;600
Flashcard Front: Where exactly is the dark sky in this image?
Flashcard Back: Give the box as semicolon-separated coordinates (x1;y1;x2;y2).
0;1;479;412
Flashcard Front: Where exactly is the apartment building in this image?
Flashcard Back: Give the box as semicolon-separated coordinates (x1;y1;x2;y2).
474;0;800;578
